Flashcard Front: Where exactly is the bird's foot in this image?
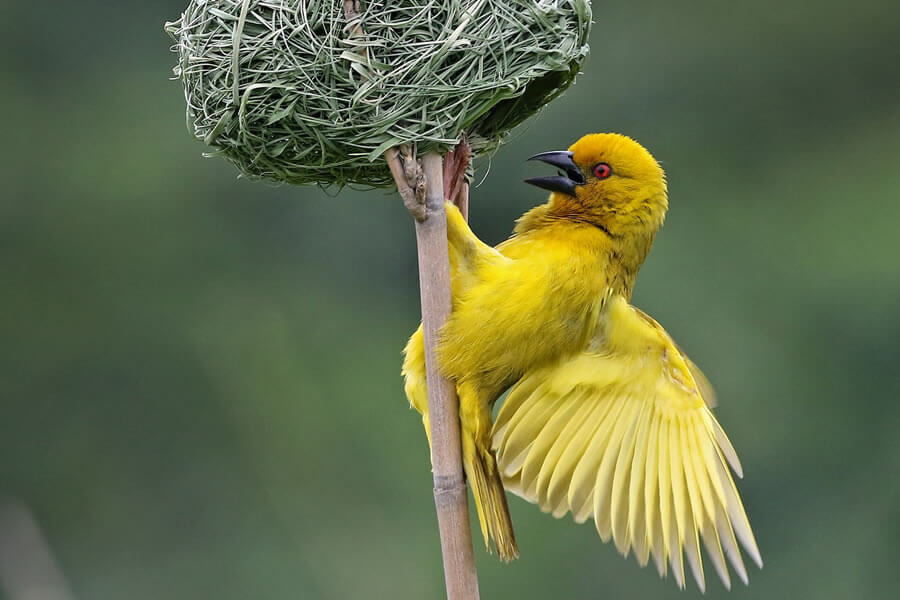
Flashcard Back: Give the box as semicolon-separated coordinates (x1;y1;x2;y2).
386;144;427;221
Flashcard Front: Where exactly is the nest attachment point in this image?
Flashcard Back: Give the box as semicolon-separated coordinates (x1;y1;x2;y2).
167;0;592;187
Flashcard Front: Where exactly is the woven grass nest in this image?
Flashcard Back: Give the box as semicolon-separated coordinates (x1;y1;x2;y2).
167;0;592;187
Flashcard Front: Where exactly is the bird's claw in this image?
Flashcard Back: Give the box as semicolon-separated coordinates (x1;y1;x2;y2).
395;144;427;222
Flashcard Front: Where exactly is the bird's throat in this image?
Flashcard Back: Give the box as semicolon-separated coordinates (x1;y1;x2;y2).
515;199;657;299
607;234;656;299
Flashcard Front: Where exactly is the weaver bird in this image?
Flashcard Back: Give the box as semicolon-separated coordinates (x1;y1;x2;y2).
402;133;761;590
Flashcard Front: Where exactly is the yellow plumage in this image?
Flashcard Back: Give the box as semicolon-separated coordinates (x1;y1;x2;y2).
402;133;761;589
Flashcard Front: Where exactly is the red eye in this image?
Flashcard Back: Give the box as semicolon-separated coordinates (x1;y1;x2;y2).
592;162;612;179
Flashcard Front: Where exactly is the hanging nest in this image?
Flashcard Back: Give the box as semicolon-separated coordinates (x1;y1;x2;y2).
166;0;591;187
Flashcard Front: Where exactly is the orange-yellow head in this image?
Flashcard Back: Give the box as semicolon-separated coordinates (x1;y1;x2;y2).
526;133;668;237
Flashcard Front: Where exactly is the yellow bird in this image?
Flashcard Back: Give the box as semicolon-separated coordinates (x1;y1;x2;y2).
402;133;761;590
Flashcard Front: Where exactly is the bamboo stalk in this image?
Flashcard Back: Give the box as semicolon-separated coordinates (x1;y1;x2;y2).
386;148;480;599
418;153;480;600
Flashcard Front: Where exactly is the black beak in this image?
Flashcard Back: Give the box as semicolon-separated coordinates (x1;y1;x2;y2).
525;150;585;197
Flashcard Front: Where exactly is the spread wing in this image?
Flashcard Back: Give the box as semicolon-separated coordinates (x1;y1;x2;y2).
491;297;760;590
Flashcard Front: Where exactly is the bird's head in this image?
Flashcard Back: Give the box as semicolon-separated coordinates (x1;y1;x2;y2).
525;133;668;236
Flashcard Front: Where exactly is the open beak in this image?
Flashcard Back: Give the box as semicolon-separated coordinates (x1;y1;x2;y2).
525;150;585;197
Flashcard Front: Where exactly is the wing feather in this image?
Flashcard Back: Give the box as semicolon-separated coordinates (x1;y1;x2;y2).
569;395;629;523
683;505;705;592
679;422;707;591
644;410;664;576
520;395;583;499
668;419;688;549
492;374;547;444
627;401;653;564
715;496;748;584
667;494;685;589
537;390;595;512
712;447;763;568
657;417;673;572
688;422;719;526
594;397;640;542
701;516;731;590
492;298;760;589
547;395;608;517
498;389;565;478
711;415;743;477
611;399;644;554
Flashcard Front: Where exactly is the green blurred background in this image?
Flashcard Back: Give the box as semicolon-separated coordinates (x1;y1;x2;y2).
2;1;899;598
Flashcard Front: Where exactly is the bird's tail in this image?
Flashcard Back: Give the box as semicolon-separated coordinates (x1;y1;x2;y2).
404;328;518;560
462;431;519;561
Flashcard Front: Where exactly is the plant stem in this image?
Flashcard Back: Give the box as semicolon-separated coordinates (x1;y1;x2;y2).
388;149;480;599
418;154;480;599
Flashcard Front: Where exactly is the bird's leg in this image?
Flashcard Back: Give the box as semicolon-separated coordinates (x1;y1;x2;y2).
443;147;457;199
444;135;472;219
